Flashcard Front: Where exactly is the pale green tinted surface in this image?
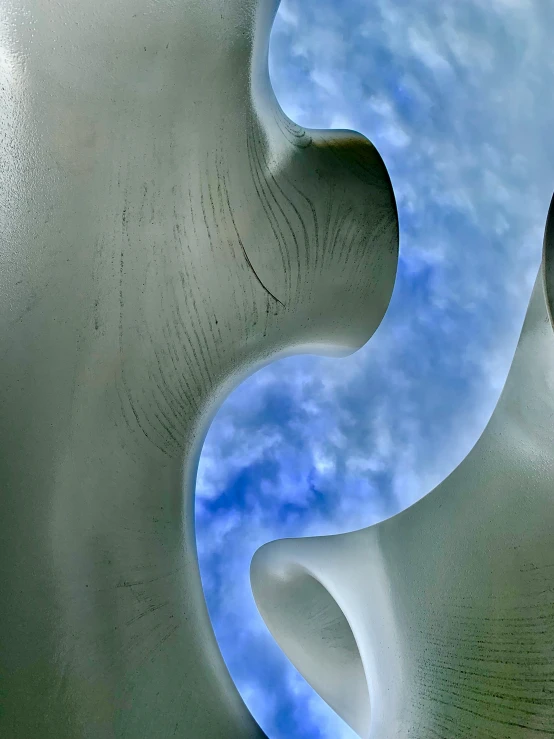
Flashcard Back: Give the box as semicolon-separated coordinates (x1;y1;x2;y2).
0;1;398;736
252;198;554;738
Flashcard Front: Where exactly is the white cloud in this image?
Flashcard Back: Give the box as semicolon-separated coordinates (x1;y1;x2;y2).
407;26;454;76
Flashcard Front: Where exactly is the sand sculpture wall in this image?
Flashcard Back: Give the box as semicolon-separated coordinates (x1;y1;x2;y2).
0;1;398;736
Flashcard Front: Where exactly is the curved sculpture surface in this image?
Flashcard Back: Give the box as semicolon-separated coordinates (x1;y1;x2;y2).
0;1;399;736
252;196;554;738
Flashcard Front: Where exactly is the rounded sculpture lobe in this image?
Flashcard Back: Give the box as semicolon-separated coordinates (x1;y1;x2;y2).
252;196;554;739
251;543;371;738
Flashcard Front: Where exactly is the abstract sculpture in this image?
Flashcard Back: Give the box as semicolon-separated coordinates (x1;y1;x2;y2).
0;1;398;736
252;195;554;738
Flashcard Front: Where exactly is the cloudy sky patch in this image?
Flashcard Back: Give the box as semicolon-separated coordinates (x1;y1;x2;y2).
196;1;554;737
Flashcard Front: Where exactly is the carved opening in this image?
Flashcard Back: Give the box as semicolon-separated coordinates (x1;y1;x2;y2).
252;564;370;738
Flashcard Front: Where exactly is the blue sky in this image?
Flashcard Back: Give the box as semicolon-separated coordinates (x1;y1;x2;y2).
195;1;554;737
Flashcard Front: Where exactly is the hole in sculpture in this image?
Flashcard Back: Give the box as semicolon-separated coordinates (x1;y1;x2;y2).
254;566;371;738
196;355;375;739
196;7;553;738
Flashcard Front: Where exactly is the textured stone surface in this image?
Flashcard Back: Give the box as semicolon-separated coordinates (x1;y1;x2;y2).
0;1;398;736
252;195;554;738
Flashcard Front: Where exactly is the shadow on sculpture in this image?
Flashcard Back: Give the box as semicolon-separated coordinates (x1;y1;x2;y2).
252;194;554;738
